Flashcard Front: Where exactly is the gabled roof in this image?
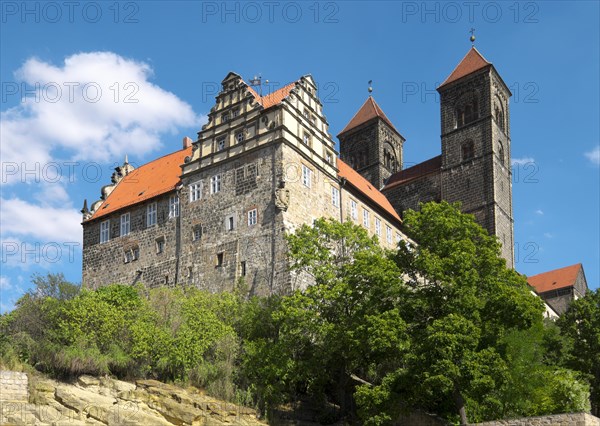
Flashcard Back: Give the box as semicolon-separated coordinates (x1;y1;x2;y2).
338;96;401;137
88;146;193;221
337;158;401;223
382;155;442;191
247;82;296;109
528;263;583;294
438;47;492;89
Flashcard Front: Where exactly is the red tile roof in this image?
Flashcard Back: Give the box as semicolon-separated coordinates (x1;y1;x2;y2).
438;47;492;89
247;82;296;109
337;158;401;223
382;155;442;191
338;96;401;137
88;146;193;221
528;263;582;294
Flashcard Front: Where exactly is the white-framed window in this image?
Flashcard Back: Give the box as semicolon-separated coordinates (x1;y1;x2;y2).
226;214;235;231
169;195;179;218
100;220;110;244
217;137;226;151
147;202;157;227
331;186;340;207
375;217;381;237
248;209;257;226
120;213;130;237
302;165;312;188
211;174;222;194
386;225;392;244
350;200;358;221
303;109;310;119
303;132;310;145
235;131;244;144
363;209;370;228
325;151;333;165
190;182;202;202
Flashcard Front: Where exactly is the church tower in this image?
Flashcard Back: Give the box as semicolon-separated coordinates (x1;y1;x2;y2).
437;47;514;267
338;97;405;189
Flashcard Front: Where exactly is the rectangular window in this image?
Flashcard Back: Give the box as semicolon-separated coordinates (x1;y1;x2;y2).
240;261;246;277
325;151;333;165
226;214;235;231
221;113;229;123
386;225;392;244
375;217;381;237
396;233;402;244
216;252;224;267
169;195;179;218
100;220;110;243
147;202;157;227
120;213;130;237
248;209;257;226
302;165;312;188
193;225;202;241
350;200;358;221
156;237;165;254
211;174;222;194
216;137;226;151
331;186;340;207
190;182;202;202
363;209;370;228
235;131;244;144
232;109;239;118
302;132;310;145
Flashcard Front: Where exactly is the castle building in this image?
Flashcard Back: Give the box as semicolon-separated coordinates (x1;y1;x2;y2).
527;263;590;315
81;47;518;292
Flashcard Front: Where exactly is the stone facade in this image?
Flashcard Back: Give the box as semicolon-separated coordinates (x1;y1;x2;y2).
82;73;405;293
538;268;589;315
470;412;600;426
0;370;28;402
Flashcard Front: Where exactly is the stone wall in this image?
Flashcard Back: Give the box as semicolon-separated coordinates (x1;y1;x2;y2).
470;412;600;426
0;370;28;402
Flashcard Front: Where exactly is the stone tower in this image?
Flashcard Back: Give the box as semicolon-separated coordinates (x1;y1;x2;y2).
437;47;514;267
338;97;405;189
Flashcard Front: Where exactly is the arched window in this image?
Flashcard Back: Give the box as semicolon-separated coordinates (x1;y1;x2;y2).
456;95;479;128
461;140;474;161
495;104;505;132
498;141;505;166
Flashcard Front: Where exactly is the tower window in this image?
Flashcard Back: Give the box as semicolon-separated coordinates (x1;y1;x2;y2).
495;105;505;132
461;141;474;161
498;142;505;166
456;97;479;127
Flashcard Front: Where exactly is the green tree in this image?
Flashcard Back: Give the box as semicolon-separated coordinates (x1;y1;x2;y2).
360;202;546;425
558;288;600;416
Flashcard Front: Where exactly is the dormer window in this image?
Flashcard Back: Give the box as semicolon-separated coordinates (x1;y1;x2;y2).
217;137;226;151
236;131;244;144
302;132;310;146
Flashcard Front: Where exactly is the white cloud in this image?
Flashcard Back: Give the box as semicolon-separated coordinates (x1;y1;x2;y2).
585;146;600;165
1;198;82;243
511;157;535;166
543;232;553;239
1;51;201;185
0;276;11;290
535;209;544;215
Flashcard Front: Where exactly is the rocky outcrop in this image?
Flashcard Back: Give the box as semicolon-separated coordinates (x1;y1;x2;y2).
0;373;266;426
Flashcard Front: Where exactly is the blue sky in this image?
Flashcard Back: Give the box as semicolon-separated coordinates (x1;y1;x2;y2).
1;1;598;311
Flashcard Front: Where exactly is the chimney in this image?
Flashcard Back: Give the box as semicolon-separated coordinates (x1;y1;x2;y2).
183;136;193;149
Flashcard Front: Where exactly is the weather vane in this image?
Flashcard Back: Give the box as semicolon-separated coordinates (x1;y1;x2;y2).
368;80;373;94
469;28;476;45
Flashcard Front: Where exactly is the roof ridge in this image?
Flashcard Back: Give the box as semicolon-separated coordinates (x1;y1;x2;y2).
337;96;401;137
438;47;492;89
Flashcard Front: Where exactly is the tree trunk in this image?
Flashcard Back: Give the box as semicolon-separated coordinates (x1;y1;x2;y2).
453;387;468;426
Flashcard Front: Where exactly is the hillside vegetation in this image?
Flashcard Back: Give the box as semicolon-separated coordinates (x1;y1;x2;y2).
1;202;598;425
